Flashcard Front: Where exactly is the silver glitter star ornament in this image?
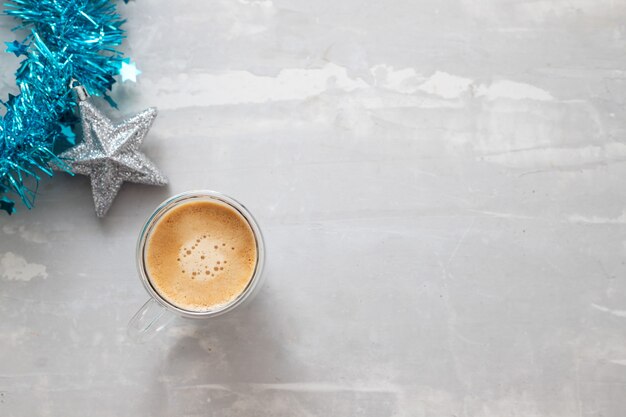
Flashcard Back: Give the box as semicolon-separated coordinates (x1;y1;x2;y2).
58;86;168;217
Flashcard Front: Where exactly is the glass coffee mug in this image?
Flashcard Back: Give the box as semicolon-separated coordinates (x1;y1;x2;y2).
128;190;265;342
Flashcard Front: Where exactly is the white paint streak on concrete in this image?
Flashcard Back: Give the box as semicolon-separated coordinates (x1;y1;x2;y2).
569;212;626;225
417;71;474;99
172;382;400;393
476;80;554;101
143;63;369;108
610;359;626;366
252;382;399;393
371;67;552;103
370;64;424;94
0;252;48;281
370;66;474;99
482;143;626;169
591;303;626;318
469;210;535;220
144;61;554;110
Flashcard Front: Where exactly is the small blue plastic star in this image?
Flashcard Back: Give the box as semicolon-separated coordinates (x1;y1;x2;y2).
4;93;17;108
119;60;142;83
5;40;28;57
0;197;15;215
60;124;76;145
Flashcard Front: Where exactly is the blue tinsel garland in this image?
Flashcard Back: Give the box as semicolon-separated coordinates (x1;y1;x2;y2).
0;0;129;215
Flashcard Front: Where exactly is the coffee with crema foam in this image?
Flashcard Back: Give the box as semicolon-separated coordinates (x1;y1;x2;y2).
144;200;257;312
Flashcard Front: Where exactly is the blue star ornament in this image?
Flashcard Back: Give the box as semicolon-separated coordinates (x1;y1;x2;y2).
59;124;76;146
119;60;142;83
57;99;168;217
0;197;15;215
5;40;28;57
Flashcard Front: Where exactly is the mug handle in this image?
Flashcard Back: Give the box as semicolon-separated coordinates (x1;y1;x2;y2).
127;299;175;343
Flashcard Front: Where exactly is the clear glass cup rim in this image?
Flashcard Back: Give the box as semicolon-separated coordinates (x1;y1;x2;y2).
135;190;265;319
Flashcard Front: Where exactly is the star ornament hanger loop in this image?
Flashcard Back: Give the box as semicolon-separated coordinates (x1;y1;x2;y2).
57;84;168;217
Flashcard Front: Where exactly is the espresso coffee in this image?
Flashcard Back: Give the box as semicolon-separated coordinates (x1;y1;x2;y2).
145;200;257;312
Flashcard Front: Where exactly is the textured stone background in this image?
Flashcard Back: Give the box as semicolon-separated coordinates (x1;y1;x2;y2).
1;1;625;416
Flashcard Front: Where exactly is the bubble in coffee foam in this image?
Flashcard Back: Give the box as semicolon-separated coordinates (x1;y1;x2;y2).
145;200;257;312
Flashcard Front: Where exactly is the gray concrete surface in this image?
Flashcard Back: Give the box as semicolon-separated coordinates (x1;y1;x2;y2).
1;1;625;416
